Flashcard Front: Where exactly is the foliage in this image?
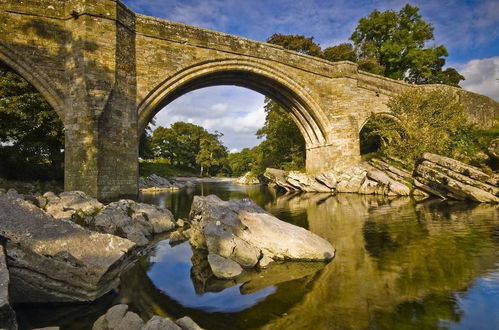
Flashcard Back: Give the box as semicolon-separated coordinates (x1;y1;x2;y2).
0;62;64;181
150;122;227;176
350;4;464;86
361;89;484;168
322;43;357;62
255;98;306;172
266;33;322;57
196;131;229;176
227;147;257;177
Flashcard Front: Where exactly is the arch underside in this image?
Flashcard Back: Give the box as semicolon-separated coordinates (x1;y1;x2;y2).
138;61;328;147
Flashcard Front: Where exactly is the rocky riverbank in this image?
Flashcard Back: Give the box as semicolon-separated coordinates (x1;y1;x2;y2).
0;189;191;329
264;153;498;203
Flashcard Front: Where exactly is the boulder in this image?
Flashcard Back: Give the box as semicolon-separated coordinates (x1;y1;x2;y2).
43;191;104;220
85;200;176;246
234;172;260;185
189;195;334;279
176;316;203;330
0;245;16;330
263;168;297;192
0;194;137;303
414;154;498;203
286;171;331;192
143;316;181;330
315;170;337;189
207;253;243;279
92;304;203;330
139;174;184;191
93;304;144;330
363;164;411;196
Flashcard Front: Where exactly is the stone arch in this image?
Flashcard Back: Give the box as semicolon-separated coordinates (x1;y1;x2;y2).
358;112;399;133
0;43;65;122
358;112;401;155
137;59;329;147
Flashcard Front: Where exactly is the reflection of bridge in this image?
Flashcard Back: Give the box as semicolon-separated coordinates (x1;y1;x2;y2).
1;1;497;199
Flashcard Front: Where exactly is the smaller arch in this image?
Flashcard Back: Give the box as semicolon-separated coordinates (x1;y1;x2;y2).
358;112;401;155
137;59;329;147
358;112;399;133
0;42;65;121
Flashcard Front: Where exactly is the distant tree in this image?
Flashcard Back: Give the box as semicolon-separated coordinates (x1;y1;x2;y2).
322;43;357;62
350;4;464;86
151;122;208;169
227;148;257;176
139;123;154;160
151;122;228;175
266;33;322;57
0;62;64;181
196;131;228;176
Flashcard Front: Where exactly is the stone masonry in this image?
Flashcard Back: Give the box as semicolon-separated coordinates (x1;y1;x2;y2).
0;0;497;200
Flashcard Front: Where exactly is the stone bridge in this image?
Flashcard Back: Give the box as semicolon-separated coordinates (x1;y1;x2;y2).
1;0;497;200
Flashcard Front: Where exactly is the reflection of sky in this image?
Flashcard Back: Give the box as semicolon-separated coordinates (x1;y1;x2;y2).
446;269;499;329
147;240;276;313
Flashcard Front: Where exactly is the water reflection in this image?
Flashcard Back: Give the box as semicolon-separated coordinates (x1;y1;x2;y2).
16;183;499;329
137;185;499;330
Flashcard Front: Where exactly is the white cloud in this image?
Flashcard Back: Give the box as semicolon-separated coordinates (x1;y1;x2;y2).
459;57;499;101
153;86;266;150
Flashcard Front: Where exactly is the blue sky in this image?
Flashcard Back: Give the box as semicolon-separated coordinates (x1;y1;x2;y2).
123;0;499;151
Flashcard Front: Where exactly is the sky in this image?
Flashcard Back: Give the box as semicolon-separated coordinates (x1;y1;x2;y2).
123;0;499;152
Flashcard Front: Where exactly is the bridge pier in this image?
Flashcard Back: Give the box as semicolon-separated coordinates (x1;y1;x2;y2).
306;143;362;174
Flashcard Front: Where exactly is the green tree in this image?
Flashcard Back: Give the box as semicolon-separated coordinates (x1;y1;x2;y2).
139;123;154;160
151;122;208;169
255;99;306;171
350;4;464;86
151;122;229;175
0;62;64;181
266;33;322;57
227;148;257;176
363;89;480;167
196;131;228;176
322;43;357;62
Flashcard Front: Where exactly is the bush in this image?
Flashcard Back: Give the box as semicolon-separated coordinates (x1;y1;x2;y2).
363;89;490;169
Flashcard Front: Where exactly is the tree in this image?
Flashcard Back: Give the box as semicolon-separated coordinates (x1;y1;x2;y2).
139;123;154;160
255;98;306;171
0;62;64;181
150;122;228;175
322;43;357;62
227;148;257;176
266;33;322;57
196;131;228;176
364;89;480;167
151;122;208;169
350;4;464;86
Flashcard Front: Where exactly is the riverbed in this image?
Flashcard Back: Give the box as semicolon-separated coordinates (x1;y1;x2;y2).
16;181;499;329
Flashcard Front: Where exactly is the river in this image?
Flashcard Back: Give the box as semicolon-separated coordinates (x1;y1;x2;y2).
16;181;499;329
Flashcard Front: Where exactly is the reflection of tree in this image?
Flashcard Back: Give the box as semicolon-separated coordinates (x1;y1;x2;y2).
139;186;498;330
262;194;498;330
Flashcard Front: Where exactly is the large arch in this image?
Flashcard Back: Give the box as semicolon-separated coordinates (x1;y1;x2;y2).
0;42;65;122
137;59;328;148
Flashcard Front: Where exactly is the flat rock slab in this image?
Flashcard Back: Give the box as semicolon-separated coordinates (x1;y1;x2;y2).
0;194;137;303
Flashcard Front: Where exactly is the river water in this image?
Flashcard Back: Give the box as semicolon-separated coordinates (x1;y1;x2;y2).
16;181;499;329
